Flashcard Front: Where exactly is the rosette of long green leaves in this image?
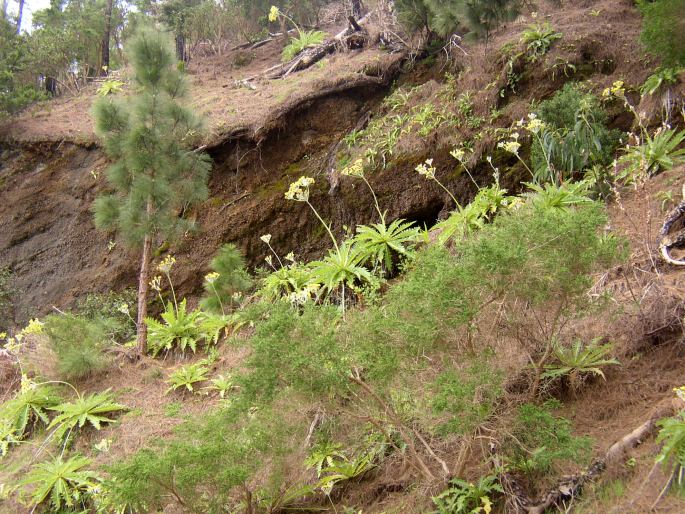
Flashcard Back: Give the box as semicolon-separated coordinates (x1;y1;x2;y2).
310;242;372;311
19;455;100;511
354;219;421;275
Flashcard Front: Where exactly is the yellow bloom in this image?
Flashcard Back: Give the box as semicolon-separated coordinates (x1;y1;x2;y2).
285;252;296;262
157;255;176;274
415;159;436;179
285;176;315;202
21;319;44;336
149;275;162;291
341;158;365;177
260;234;272;244
268;6;280;22
450;148;467;163
498;140;521;155
205;272;220;284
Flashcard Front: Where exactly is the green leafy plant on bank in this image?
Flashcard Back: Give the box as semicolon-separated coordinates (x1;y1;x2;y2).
47;389;128;444
542;338;620;387
655;386;685;494
19;455;100;512
166;362;210;394
521;23;562;62
432;474;502;514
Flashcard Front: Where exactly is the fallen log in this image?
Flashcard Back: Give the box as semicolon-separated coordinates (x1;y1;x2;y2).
266;13;372;79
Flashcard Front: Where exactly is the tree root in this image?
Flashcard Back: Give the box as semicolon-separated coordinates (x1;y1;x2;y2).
658;199;685;266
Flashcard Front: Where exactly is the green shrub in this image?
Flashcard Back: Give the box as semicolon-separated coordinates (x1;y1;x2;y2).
0;381;61;456
76;288;137;342
200;244;252;314
146;299;225;357
43;313;118;380
509;401;592;475
431;363;503;436
618;127;685;181
521;23;562;61
166;362;210;394
532;83;622;181
107;402;299;513
638;0;685;66
655;395;685;492
239;301;348;401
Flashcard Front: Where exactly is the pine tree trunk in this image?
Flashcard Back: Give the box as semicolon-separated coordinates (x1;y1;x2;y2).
136;226;153;355
100;0;113;75
175;33;187;62
16;0;24;33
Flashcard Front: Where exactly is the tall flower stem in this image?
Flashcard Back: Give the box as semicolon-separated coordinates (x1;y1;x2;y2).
164;271;178;315
432;177;461;209
306;201;339;253
210;283;225;316
361;176;385;224
266;242;284;268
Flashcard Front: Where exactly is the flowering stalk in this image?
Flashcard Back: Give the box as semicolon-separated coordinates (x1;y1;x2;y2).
450;148;480;190
415;159;461;208
285;176;340;252
157;255;178;314
260;234;283;268
341;158;385;223
204;272;225;316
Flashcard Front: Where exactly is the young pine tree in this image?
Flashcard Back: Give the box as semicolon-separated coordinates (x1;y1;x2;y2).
92;28;211;354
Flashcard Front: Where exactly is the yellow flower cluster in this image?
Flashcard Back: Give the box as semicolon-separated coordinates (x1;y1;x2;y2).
450;148;467;163
285;176;315;202
157;255;176;274
260;234;272;244
497;140;521;155
205;272;220;284
341;158;365;178
268;5;280;22
602;80;625;98
415;158;436;179
525;113;545;134
149;275;162;292
675;385;685;403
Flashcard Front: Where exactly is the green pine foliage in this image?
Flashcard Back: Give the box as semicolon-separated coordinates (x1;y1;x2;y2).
92;28;210;246
638;0;685;66
43;313;118;380
508;402;592;475
200;244;253;314
395;0;522;38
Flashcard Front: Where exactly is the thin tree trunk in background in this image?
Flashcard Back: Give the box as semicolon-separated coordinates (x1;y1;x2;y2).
136;233;152;354
16;0;24;33
136;199;154;354
175;33;187;62
100;0;114;75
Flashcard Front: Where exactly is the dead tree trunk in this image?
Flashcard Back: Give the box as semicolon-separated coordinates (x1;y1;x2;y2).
100;0;113;75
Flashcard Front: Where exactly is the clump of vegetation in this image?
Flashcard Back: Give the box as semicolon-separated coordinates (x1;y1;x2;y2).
47;390;128;444
431;363;503;436
521;22;562;61
200;244;253;314
638;0;685;66
508;401;592;476
655;386;685;493
42;313;118;380
166;362;210;394
76;289;137;342
530;83;622;184
19;455;100;512
432;475;502;514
